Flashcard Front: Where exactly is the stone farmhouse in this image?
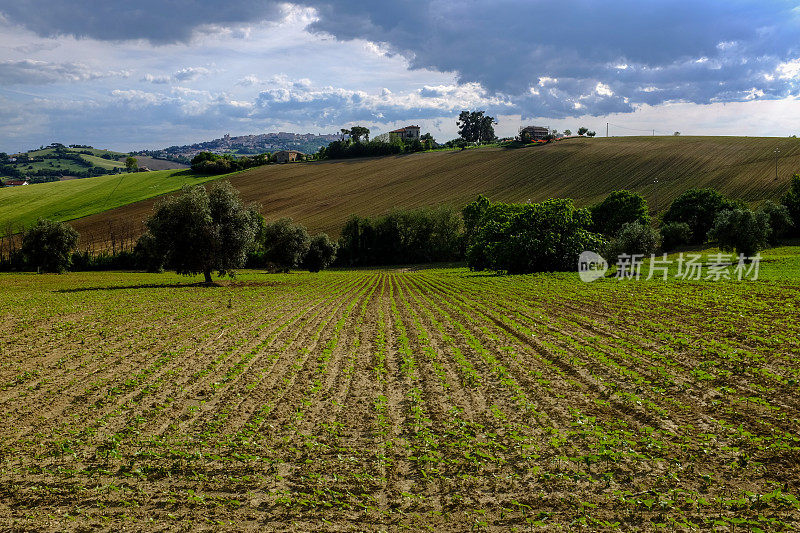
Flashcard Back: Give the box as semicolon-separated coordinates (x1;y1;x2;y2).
388;126;421;142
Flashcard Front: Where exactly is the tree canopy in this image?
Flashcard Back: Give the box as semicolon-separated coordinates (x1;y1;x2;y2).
457;110;496;143
590;190;650;236
662;188;741;244
142;182;261;283
260;218;311;273
21;218;79;273
304;233;338;272
464;197;606;273
708;208;770;258
781;173;800;236
348;126;370;143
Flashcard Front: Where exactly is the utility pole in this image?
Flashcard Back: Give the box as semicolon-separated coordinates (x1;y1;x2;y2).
774;148;780;181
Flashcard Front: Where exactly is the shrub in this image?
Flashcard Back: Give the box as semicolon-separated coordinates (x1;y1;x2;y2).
780;173;800;236
659;222;692;251
304;233;338;272
758;200;794;245
260;218;311;272
590;190;650;236
708;208;770;258
605;222;660;260
662;189;741;244
145;182;261;283
21;218;79;273
465;197;606;273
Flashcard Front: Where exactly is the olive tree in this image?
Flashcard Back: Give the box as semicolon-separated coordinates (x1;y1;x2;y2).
303;233;338;272
708;208;770;258
142;182;261;283
261;218;311;273
21;218;79;273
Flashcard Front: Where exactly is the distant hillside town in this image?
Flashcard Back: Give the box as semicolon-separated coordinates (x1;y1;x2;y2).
136;132;342;164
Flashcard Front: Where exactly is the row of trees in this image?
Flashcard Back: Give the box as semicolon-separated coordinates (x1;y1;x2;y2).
10;183;337;278
581;182;799;262
337;208;463;266
190;152;272;175
317;128;435;160
10;175;800;277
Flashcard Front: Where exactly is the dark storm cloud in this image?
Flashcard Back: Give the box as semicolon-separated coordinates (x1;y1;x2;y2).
2;0;799;117
0;0;285;43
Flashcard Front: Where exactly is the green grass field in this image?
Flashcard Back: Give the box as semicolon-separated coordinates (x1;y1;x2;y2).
79;154;126;170
2;147;129;180
0;170;222;235
0;247;798;530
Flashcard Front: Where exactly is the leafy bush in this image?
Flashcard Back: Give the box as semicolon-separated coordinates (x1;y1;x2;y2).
708;208;770;258
590;190;650;236
780;173;800;236
304;233;338;272
337;207;462;266
21;218;79;273
659;222;692;251
758;200;794;245
144;182;261;283
465;197;606;273
662;188;741;244
260;218;311;272
605;222;660;260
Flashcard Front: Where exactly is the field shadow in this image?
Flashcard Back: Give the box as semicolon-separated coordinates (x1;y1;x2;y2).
54;279;285;293
55;281;224;293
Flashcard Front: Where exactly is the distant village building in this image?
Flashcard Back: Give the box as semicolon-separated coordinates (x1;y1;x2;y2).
3;179;29;187
389;126;421;142
275;150;305;163
519;126;549;142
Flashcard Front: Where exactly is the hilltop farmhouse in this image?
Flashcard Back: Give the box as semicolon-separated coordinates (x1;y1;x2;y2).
519;126;549;142
275;150;305;163
389;126;421;142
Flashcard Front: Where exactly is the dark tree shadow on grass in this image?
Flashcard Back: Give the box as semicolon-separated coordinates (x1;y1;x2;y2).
54;279;284;293
55;281;223;293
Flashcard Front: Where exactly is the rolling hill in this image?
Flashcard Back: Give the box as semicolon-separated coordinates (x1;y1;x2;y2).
0;170;228;236
3;136;799;250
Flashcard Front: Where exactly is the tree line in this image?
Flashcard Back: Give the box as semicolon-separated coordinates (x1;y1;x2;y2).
316;127;436;160
5;174;800;277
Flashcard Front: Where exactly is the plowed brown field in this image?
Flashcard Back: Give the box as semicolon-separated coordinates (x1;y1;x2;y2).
67;135;800;251
1;265;799;530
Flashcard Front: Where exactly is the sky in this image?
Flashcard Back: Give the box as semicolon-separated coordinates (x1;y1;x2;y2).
1;1;800;153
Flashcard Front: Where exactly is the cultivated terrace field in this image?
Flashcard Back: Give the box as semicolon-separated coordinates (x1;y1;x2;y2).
1;249;799;530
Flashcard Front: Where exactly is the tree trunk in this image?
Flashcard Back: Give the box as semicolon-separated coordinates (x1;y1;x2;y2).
203;270;212;284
